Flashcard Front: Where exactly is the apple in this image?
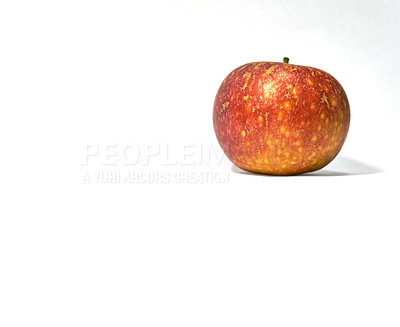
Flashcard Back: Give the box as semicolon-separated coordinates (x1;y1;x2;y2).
213;57;350;175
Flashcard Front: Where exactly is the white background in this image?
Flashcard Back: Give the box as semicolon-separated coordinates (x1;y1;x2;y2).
1;0;400;326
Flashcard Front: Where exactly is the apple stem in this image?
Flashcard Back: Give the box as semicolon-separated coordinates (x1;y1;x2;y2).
283;57;289;63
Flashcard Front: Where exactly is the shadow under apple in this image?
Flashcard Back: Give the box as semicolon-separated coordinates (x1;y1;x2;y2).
230;156;384;177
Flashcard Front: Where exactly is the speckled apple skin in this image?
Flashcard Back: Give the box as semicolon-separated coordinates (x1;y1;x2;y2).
213;61;350;175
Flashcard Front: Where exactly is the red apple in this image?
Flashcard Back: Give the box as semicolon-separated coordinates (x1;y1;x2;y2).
213;58;350;175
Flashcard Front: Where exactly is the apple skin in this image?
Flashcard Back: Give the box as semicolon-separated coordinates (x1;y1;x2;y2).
213;60;350;175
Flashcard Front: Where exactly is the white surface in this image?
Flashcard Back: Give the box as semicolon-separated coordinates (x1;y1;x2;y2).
1;0;400;326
